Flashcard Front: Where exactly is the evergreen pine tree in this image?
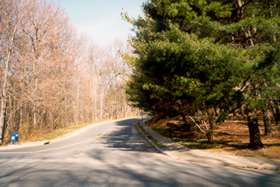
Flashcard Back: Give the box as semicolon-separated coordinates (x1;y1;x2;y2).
126;0;280;147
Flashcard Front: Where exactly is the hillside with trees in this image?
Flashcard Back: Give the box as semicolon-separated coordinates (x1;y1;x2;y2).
126;0;280;149
0;0;136;144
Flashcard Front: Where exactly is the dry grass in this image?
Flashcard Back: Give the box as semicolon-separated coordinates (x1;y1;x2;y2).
19;123;90;142
150;118;280;159
210;122;280;159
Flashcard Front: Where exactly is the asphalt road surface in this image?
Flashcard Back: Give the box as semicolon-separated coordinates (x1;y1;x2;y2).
0;118;279;187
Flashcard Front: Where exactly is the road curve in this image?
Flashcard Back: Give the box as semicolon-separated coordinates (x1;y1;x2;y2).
0;118;279;187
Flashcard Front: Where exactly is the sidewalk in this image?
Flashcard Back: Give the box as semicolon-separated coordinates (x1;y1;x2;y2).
136;123;280;171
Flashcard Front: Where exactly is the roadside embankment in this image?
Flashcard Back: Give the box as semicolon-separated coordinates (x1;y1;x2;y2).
136;122;280;171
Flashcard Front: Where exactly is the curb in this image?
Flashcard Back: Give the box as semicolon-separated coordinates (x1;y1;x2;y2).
137;123;280;172
135;123;165;154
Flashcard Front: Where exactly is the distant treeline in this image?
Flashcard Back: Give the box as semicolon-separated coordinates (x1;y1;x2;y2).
0;0;136;144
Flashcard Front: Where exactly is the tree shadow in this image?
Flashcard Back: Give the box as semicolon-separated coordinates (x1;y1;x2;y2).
0;118;279;187
100;118;158;153
178;140;249;150
0;157;279;187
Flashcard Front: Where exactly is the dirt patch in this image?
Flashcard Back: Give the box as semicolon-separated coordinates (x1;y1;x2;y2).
149;118;280;159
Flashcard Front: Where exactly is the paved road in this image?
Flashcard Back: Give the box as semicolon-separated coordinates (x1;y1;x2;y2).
0;118;279;187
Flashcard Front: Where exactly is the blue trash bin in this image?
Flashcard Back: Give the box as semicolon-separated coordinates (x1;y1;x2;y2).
11;131;19;144
15;132;19;142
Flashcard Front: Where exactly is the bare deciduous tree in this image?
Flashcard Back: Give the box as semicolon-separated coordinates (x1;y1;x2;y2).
0;0;136;144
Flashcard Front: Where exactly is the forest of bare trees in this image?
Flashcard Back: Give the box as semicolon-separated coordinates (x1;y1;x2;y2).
0;0;136;144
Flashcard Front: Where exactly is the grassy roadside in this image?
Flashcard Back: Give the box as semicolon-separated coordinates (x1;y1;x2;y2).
19;123;90;142
149;118;280;159
15;117;137;144
6;119;111;145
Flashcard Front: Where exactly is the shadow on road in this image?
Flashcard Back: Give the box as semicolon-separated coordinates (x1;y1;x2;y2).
0;118;279;187
102;118;157;153
1;155;279;187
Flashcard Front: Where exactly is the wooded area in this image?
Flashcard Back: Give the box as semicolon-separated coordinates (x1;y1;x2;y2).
0;0;136;144
126;0;280;149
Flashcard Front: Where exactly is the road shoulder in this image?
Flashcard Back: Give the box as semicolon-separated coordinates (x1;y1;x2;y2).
136;123;280;171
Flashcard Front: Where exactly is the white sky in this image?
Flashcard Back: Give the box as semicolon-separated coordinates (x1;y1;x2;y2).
51;0;145;48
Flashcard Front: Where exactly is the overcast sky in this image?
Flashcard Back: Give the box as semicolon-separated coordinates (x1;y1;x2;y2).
51;0;145;47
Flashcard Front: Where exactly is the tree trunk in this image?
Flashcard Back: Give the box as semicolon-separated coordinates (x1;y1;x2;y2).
0;104;8;144
234;0;244;21
206;122;214;144
248;116;263;149
275;102;280;125
33;107;37;128
0;50;11;144
263;110;272;136
271;100;280;125
0;101;7;144
99;91;104;119
179;113;190;130
206;110;215;144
